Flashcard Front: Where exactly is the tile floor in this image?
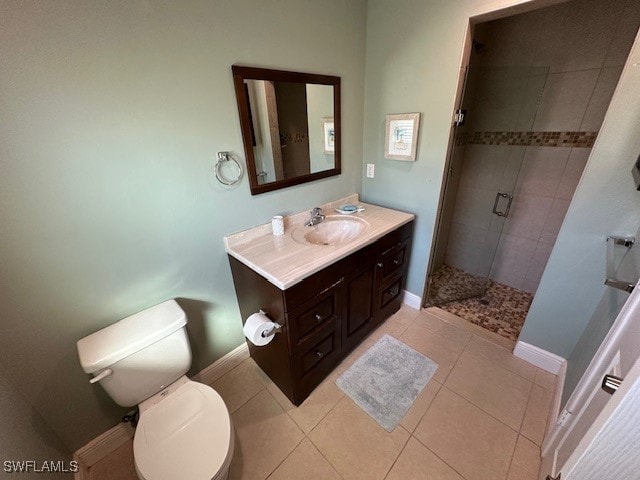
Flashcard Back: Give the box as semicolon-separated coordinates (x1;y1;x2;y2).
87;305;557;480
426;265;489;306
428;265;534;342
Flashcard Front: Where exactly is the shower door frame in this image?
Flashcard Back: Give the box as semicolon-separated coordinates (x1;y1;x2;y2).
421;61;473;308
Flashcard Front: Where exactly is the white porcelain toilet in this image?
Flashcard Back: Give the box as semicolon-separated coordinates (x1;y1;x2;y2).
77;300;234;480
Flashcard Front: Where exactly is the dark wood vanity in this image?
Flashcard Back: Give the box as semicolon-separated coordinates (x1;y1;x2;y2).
228;220;413;405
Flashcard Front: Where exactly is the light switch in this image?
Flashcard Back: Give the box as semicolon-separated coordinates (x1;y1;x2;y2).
366;163;375;178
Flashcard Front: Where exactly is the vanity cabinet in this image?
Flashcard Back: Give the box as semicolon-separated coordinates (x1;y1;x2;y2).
228;220;414;405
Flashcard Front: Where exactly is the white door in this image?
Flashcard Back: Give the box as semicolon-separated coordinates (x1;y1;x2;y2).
540;240;640;479
562;353;640;479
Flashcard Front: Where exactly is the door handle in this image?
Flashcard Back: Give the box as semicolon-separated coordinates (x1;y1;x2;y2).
492;192;513;218
602;374;624;395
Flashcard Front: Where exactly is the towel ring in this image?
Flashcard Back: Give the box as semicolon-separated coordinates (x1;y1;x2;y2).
215;152;243;186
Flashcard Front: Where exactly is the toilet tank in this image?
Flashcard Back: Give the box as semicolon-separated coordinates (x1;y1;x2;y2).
77;300;192;407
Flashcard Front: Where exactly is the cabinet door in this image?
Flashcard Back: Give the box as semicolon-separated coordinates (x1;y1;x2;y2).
373;240;409;323
342;266;375;351
291;323;342;403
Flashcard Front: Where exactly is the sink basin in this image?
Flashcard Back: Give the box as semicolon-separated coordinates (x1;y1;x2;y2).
291;216;370;246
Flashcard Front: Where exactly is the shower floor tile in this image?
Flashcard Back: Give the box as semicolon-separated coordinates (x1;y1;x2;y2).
435;274;533;342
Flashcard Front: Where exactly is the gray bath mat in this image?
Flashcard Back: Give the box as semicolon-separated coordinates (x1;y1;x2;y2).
336;334;438;432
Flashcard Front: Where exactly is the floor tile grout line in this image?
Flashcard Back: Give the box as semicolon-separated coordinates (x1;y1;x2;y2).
517;378;537;433
440;337;467;385
305;404;352;480
227;384;269;416
305;437;346;480
404;319;471;356
286;384;345;437
461;334;543;384
410;431;473;480
443;371;530;433
503;435;521;480
306;436;346;480
401;380;443;435
424;307;517;349
461;348;537;385
519;382;553;447
263;434;305;480
380;430;412;480
443;386;528;439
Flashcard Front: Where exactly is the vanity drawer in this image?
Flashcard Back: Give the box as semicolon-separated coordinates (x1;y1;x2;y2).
292;325;342;402
287;280;342;353
374;272;404;323
380;275;402;308
376;241;408;283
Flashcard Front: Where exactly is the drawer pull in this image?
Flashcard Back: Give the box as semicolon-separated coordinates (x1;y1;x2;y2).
314;313;323;322
393;259;401;265
388;286;399;296
315;350;324;358
377;262;384;268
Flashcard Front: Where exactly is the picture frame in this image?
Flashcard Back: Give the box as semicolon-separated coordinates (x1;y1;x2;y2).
322;117;335;154
384;113;420;161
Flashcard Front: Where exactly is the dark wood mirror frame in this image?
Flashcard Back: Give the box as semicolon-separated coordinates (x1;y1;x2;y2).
232;65;341;195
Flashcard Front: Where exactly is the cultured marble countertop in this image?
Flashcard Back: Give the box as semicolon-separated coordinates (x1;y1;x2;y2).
224;194;415;290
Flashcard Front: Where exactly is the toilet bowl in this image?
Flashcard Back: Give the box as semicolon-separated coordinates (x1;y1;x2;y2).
77;300;234;480
134;377;234;480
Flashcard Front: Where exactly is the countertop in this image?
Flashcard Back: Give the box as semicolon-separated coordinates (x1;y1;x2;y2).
224;194;415;290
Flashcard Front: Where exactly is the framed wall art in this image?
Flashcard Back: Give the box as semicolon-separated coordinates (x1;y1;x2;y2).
322;117;335;154
384;112;420;161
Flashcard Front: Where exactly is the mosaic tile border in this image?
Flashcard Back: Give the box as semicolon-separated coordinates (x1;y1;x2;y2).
455;130;597;148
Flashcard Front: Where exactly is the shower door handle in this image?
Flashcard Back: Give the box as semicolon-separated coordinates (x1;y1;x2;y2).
492;192;513;218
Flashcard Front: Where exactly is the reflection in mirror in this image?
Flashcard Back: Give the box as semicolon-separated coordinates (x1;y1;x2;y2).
232;66;340;195
245;81;334;185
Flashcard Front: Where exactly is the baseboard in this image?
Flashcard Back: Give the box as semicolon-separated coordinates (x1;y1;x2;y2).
513;341;566;374
191;343;250;385
402;290;422;310
74;422;134;476
74;342;249;478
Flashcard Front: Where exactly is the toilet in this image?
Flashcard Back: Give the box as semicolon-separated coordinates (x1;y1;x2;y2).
77;300;234;480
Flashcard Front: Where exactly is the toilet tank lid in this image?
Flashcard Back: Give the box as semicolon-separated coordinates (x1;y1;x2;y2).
77;299;187;374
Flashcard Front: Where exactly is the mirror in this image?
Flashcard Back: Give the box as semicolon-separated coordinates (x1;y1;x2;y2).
232;66;341;195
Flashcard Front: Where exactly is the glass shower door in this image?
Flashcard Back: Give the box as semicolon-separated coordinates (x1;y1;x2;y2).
426;64;549;307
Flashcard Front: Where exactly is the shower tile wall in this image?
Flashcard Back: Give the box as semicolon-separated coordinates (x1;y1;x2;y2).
443;0;640;295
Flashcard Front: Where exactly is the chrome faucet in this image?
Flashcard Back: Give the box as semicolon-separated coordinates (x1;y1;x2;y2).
305;207;325;226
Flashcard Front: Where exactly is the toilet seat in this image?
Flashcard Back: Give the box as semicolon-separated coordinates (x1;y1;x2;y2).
134;379;234;480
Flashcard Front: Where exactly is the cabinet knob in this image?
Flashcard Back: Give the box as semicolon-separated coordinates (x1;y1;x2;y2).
388;287;399;296
315;350;323;358
393;259;401;265
377;262;384;268
314;313;323;322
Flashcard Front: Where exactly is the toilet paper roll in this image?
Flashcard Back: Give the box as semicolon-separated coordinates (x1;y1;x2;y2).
243;313;278;346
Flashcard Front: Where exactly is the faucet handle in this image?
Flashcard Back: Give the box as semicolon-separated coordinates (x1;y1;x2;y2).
311;207;323;216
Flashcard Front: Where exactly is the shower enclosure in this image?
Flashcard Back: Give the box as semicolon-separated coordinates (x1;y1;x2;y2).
425;64;549;307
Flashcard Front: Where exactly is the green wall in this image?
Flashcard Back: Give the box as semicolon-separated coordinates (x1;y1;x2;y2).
519;32;640;357
0;0;367;451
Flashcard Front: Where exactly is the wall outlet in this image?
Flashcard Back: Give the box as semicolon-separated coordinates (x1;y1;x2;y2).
366;163;375;178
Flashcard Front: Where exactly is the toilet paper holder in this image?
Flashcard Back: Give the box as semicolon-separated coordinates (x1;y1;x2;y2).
259;310;282;338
